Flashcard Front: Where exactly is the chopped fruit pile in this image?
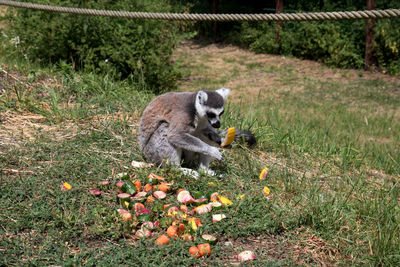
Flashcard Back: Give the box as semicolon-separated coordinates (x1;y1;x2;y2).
59;161;275;260
91;172;233;257
62;166;272;260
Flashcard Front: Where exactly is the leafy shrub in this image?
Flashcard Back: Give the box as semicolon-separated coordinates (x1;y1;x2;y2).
240;21;364;69
3;0;183;93
374;20;400;75
177;0;400;75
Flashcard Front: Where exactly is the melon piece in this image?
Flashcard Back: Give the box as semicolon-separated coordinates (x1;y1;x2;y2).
221;127;235;147
153;191;167;200
212;214;226;222
132;192;147;201
201;234;217;245
194;204;213;215
237;250;256;261
117;193;131;201
135;229;152;238
210;201;223;210
177;190;195;204
89;189;102;196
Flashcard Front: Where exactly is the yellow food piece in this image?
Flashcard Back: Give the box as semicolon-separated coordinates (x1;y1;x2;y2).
259;168;269;180
62;182;72;190
263;186;270;196
207;182;217;187
219;196;233;206
221;127;235;147
188;218;198;231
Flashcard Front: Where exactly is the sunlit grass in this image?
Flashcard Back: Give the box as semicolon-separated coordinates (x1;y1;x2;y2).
1;41;399;266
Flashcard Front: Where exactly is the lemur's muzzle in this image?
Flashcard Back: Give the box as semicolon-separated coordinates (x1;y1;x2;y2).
211;121;220;128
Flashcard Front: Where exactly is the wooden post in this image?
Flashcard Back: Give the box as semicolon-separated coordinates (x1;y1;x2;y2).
275;0;283;43
365;0;375;70
213;0;219;41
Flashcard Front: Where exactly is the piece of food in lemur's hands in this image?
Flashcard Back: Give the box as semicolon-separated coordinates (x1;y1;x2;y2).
220;127;236;147
218;129;257;147
139;88;230;176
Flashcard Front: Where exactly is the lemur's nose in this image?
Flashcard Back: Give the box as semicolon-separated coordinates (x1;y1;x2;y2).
212;121;220;128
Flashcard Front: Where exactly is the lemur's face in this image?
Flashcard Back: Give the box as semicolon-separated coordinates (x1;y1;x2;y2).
206;107;224;129
195;88;230;128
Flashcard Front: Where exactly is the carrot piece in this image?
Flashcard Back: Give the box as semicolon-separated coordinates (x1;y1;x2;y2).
147;173;165;181
178;223;185;235
155;183;170;192
132;180;142;191
155;234;169;245
197;243;211;256
180;205;188;213
146;195;155;204
144;183;152;192
189;246;201;258
166;225;178;238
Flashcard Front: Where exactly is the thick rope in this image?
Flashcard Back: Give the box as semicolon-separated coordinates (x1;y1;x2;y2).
0;0;399;21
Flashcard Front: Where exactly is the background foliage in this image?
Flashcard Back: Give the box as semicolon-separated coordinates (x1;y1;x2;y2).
1;0;399;91
180;0;400;74
1;0;184;93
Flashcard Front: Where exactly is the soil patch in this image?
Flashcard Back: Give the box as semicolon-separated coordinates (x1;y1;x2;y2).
223;227;339;266
174;40;400;101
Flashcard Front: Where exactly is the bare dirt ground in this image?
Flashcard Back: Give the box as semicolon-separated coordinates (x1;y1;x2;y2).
175;40;400;101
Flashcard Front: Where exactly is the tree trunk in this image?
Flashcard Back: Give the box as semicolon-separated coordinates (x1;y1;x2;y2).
213;0;219;41
365;0;375;70
275;0;283;44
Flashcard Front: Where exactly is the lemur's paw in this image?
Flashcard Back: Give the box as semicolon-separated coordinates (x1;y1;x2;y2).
180;167;199;179
199;168;216;176
210;147;223;161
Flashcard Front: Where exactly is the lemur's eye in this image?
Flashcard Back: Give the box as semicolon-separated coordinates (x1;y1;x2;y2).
207;112;216;119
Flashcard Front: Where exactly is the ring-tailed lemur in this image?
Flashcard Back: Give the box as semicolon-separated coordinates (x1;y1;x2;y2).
139;88;230;177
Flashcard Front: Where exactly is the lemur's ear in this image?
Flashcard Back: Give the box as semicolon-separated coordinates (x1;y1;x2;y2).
197;91;208;105
216;88;230;101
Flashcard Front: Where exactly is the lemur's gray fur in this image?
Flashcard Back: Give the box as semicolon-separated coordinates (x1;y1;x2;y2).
139;88;230;177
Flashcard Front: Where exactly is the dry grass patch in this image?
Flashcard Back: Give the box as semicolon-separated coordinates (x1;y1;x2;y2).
0;110;79;142
0;110;139;146
223;227;339;266
174;40;400;103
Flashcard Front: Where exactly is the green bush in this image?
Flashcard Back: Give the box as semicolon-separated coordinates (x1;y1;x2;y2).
3;0;182;93
177;0;400;75
375;20;400;75
240;21;364;69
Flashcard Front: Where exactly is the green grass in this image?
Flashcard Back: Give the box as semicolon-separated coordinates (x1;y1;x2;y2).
1;42;400;266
